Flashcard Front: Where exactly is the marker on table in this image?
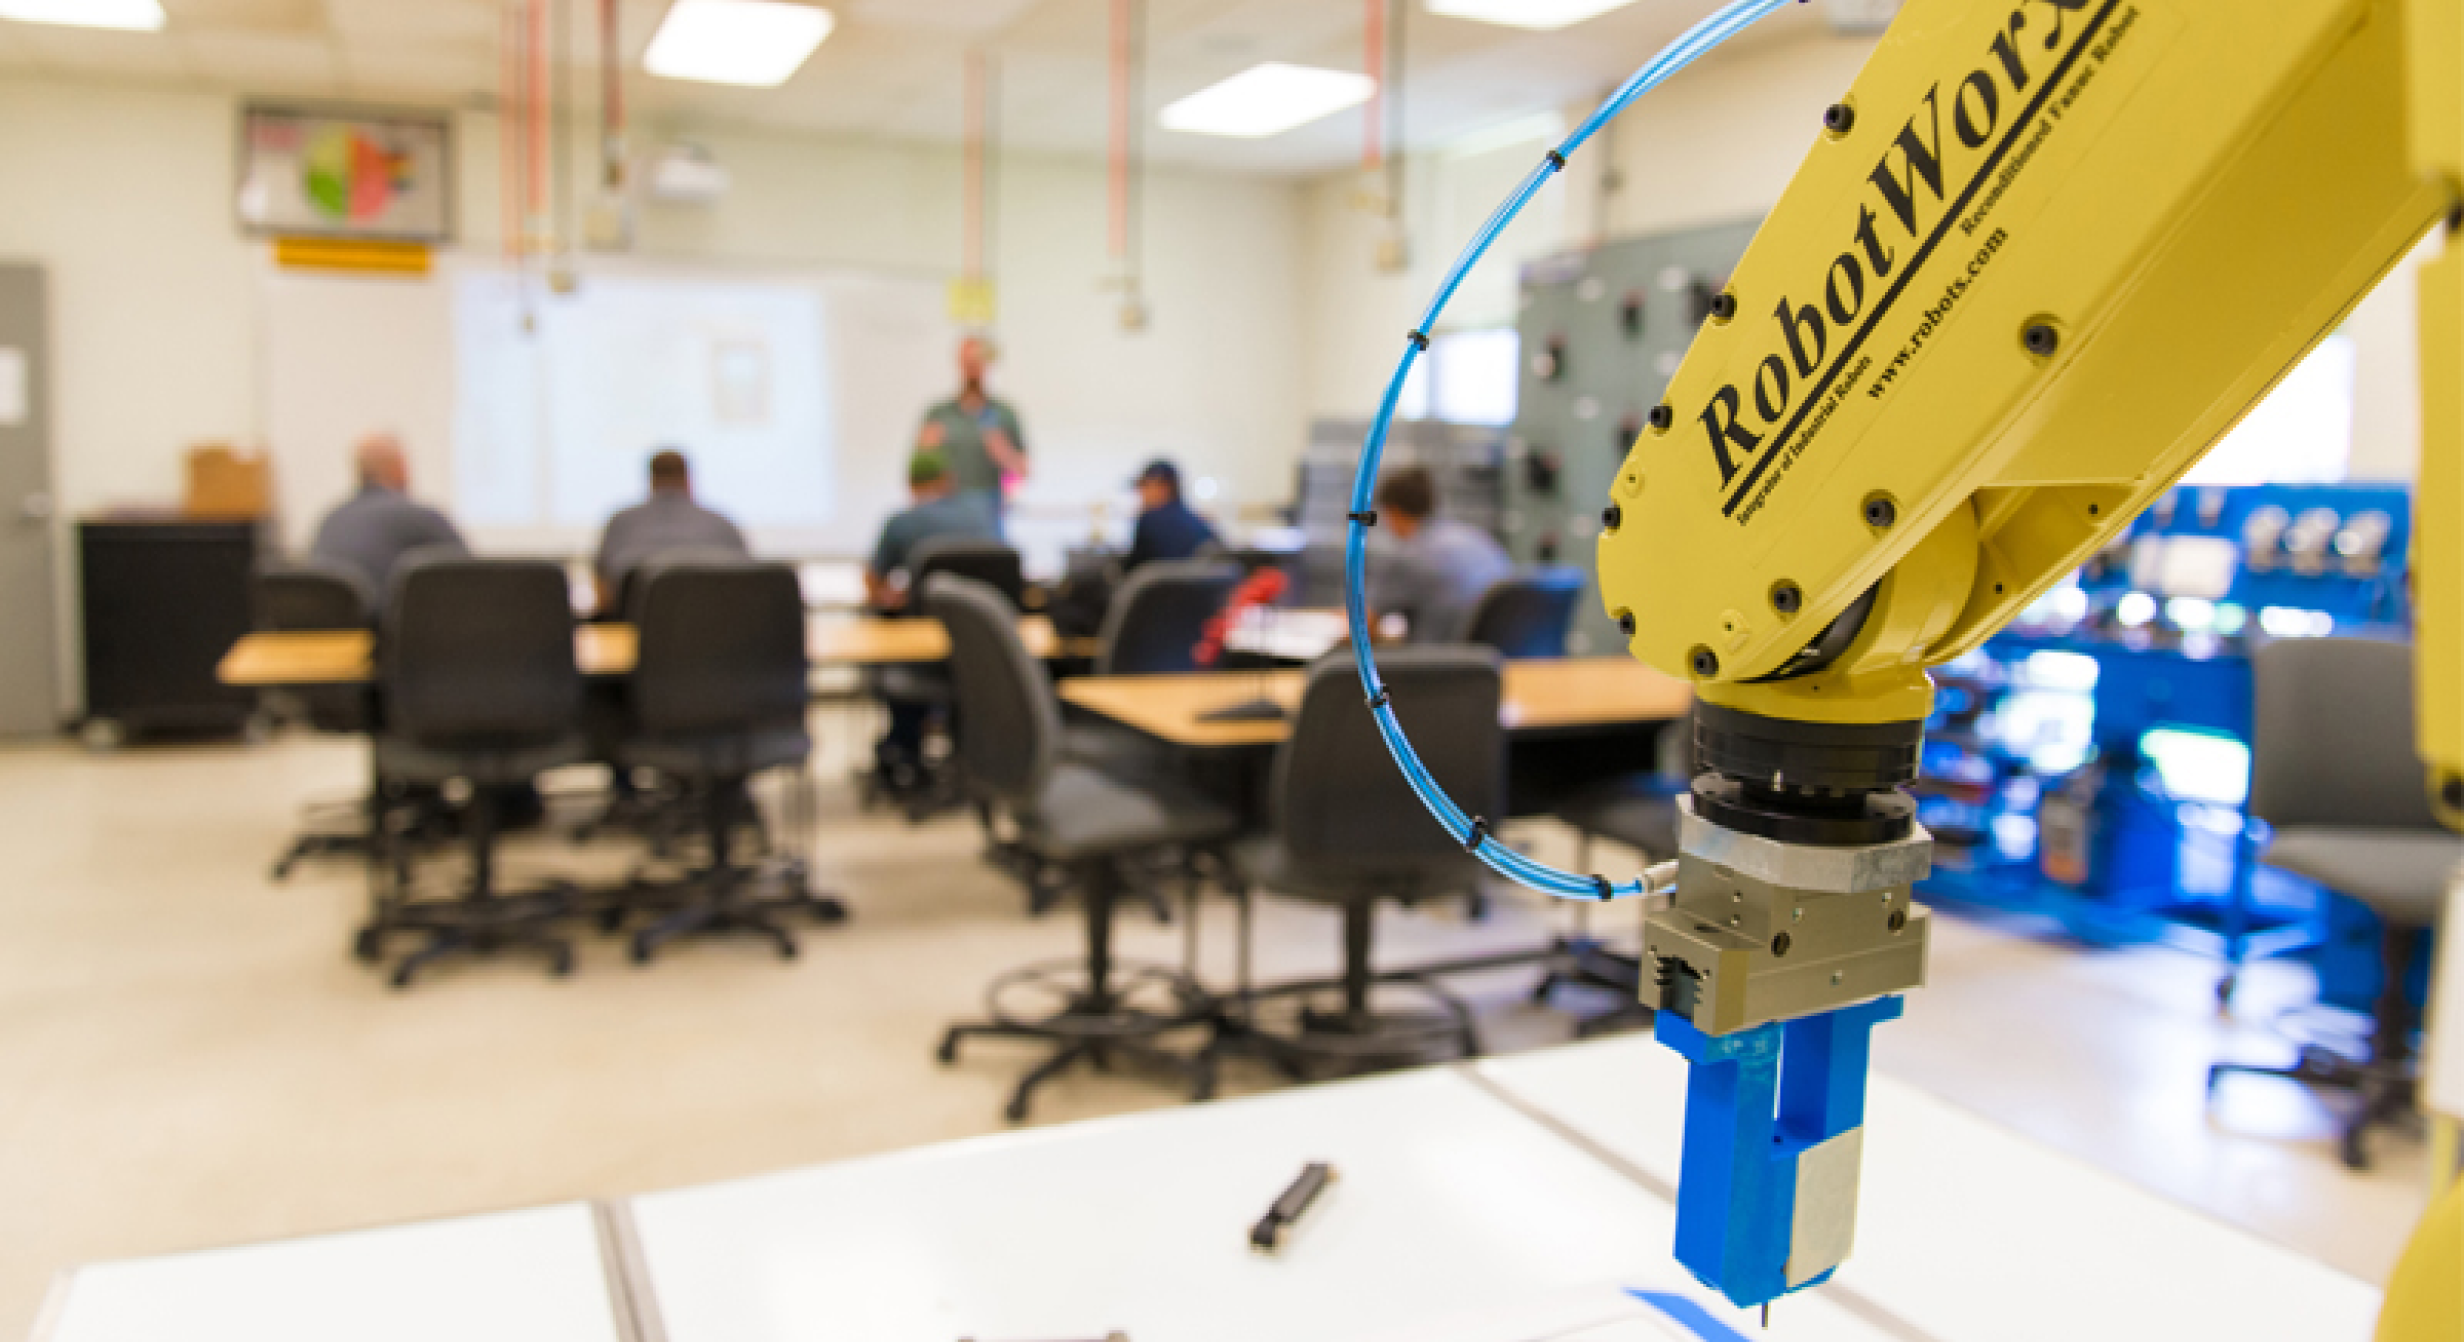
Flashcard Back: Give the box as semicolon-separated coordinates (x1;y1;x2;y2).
1249;1161;1335;1252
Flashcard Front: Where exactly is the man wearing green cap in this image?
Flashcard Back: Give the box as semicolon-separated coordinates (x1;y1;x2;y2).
865;449;997;799
865;449;998;613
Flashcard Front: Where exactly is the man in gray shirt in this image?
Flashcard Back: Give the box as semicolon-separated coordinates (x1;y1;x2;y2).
914;336;1028;521
594;449;749;613
310;433;466;595
1368;465;1512;644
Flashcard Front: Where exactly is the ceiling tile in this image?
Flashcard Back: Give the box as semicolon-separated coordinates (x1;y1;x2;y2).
162;0;323;33
177;27;341;93
345;42;497;104
10;23;188;80
842;0;1045;38
0;0;1847;176
325;0;499;46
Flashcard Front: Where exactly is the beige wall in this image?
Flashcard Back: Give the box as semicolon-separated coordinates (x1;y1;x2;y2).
0;76;1306;717
0;79;1308;526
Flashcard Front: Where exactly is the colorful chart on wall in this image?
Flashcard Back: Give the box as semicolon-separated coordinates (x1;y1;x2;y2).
237;105;452;241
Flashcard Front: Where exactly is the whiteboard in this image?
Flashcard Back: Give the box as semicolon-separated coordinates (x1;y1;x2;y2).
259;257;955;556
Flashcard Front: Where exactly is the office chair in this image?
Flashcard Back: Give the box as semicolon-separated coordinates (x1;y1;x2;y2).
1094;559;1241;676
1057;558;1243;794
365;556;588;988
2208;637;2460;1170
1463;567;1586;659
581;545;753;854
862;538;1022;818
927;575;1240;1122
254;560;381;879
1225;648;1506;1078
908;536;1025;611
612;561;846;962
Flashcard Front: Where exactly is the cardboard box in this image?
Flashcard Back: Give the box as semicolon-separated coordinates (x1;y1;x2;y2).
183;445;272;519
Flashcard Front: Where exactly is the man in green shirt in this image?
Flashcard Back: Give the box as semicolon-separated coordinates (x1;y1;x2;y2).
915;336;1028;519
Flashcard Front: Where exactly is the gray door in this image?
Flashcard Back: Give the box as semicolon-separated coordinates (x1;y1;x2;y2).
0;265;57;736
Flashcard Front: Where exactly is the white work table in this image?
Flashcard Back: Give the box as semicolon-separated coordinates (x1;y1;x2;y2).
31;1042;2384;1342
34;1202;630;1342
622;1066;1895;1342
1473;1036;2386;1342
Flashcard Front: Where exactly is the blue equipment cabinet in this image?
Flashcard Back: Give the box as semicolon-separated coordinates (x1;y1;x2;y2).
1912;483;2416;999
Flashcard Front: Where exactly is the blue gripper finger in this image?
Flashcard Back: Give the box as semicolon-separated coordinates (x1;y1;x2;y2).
1654;996;1905;1312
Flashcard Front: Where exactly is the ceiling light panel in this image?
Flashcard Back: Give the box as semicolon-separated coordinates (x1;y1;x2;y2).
1158;62;1376;139
644;0;833;88
0;0;165;31
1423;0;1641;32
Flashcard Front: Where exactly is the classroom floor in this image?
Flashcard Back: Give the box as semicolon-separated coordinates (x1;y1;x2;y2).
0;709;2431;1339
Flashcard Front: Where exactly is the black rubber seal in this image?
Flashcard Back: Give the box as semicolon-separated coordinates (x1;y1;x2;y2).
1348;509;1378;527
1693;699;1924;794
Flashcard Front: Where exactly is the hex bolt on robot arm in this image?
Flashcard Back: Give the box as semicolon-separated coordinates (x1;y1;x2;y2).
1346;0;2464;1328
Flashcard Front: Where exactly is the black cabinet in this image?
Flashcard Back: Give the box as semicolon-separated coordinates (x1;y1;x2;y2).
80;519;260;739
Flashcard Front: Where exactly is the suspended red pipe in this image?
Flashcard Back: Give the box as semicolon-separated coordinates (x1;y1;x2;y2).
601;0;624;188
502;0;520;258
528;0;550;238
1363;0;1384;171
1108;0;1130;261
964;49;987;282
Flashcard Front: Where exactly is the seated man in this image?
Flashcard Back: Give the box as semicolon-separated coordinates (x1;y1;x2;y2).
310;433;466;594
594;448;749;614
1124;459;1219;570
1368;465;1512;644
865;450;997;796
866;449;996;613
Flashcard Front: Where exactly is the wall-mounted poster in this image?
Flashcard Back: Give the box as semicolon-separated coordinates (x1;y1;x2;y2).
237;104;452;242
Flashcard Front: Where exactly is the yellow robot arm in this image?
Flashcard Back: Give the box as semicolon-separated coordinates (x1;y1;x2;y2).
1590;0;2459;1315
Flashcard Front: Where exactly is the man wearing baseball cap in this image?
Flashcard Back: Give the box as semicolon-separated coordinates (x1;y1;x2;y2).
1124;458;1218;570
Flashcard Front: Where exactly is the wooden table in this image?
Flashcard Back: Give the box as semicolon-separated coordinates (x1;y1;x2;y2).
1058;657;1692;750
217;616;1085;688
807;613;1081;665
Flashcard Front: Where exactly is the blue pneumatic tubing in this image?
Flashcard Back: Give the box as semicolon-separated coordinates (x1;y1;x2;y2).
1343;0;1793;902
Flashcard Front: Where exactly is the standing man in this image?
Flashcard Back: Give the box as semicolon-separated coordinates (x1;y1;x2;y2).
310;432;466;595
1124;459;1219;569
915;335;1028;522
1368;465;1512;644
593;448;749;615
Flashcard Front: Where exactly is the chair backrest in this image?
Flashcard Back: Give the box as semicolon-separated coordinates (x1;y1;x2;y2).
911;537;1025;611
1273;647;1504;881
2251;636;2438;831
1096;559;1241;676
1464;568;1585;659
611;543;747;621
254;560;375;632
630;561;808;738
925;574;1060;806
254;559;378;733
381;556;579;747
